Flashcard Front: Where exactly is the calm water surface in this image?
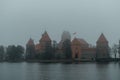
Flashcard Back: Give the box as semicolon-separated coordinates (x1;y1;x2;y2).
0;62;120;80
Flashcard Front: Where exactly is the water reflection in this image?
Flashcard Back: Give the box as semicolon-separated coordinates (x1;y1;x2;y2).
95;62;120;80
38;64;54;80
95;63;110;80
0;62;120;80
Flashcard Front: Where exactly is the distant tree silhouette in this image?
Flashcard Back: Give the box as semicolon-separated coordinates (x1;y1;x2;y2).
52;40;57;59
25;44;36;60
42;42;53;60
118;40;120;58
0;46;4;61
112;44;118;59
62;39;72;60
16;45;24;59
6;45;24;61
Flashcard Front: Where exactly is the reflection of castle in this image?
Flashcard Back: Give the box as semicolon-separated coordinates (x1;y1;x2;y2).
26;31;110;60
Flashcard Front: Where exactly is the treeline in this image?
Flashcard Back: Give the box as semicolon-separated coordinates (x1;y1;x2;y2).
0;45;24;62
0;39;72;62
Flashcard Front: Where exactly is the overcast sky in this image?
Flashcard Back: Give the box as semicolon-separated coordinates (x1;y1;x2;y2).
0;0;120;47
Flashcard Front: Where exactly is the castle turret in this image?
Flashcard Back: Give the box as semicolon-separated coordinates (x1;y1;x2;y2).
26;38;35;46
39;31;51;49
96;33;110;60
58;31;71;49
26;38;36;59
35;31;52;53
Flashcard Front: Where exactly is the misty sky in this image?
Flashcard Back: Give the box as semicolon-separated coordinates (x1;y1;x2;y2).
0;0;120;47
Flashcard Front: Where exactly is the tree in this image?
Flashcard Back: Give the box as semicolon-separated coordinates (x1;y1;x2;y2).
52;40;57;59
118;40;120;58
6;45;24;61
0;46;4;61
42;42;53;60
25;44;36;60
16;45;24;59
112;44;118;59
62;39;72;60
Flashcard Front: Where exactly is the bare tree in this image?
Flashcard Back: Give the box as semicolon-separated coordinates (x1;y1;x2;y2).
112;44;118;59
118;40;120;58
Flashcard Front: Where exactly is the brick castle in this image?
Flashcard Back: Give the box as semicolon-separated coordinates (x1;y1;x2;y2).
26;31;110;60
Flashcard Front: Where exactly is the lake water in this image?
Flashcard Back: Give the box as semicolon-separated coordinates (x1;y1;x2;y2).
0;62;120;80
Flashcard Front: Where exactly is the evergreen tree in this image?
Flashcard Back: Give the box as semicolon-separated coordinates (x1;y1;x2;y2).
118;40;120;58
6;45;24;61
26;44;36;60
0;46;4;61
52;40;57;59
62;39;72;59
112;44;118;59
16;45;24;59
42;42;53;60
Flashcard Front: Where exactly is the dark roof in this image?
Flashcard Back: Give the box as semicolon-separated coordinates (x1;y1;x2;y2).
40;31;51;42
97;33;108;43
26;38;34;46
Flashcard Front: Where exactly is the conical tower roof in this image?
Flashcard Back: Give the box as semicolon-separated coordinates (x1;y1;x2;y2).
26;38;35;46
97;33;108;43
40;31;51;42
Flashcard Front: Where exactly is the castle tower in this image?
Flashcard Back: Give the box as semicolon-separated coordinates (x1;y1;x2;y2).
61;31;71;42
96;33;110;60
26;38;35;46
35;31;52;54
58;31;71;49
39;31;51;48
26;38;36;59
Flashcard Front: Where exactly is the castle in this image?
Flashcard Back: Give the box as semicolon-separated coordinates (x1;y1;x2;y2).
26;31;110;60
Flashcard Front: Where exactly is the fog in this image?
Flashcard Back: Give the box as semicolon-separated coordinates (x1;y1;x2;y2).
0;0;120;47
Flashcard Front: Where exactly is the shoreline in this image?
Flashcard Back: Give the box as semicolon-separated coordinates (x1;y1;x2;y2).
0;58;120;63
